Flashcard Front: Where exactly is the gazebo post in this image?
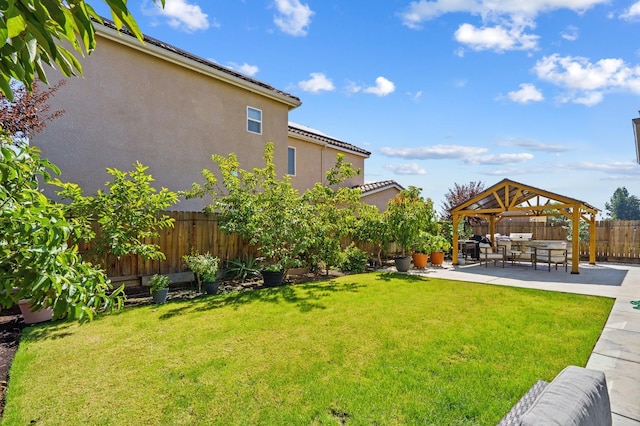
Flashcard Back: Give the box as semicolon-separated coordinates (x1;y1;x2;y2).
452;214;461;265
571;206;580;274
589;213;597;265
489;216;496;249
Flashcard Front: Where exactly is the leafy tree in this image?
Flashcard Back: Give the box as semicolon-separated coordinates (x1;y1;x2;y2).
56;162;178;268
385;186;438;256
302;155;363;275
353;204;391;266
0;136;123;321
605;187;640;220
0;80;66;142
0;0;165;100
441;181;485;222
187;142;312;272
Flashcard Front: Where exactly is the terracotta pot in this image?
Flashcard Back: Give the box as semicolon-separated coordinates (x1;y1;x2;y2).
18;299;53;324
412;252;429;269
430;251;445;266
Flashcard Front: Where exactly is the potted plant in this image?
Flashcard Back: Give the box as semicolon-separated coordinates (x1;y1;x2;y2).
261;263;286;287
17;297;54;324
385;186;437;272
182;251;220;294
412;232;431;269
428;234;452;266
149;274;170;304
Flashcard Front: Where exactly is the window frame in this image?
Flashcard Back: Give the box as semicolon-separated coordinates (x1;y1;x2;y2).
247;106;262;135
287;146;296;176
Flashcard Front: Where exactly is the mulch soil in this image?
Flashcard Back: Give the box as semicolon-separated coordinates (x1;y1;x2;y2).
0;270;350;417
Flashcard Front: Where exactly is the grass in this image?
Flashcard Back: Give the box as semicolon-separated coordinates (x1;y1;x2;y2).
2;273;613;425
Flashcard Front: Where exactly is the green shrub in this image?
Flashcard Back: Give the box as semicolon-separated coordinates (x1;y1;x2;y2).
224;256;261;282
148;274;170;293
338;245;369;273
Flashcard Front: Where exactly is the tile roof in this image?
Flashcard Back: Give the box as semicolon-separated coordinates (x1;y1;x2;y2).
355;180;405;194
288;122;371;157
97;19;301;105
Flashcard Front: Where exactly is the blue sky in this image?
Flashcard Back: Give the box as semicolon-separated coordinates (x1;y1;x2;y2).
90;0;640;216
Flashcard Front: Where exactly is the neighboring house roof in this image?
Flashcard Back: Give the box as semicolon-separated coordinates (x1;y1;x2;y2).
96;19;301;109
288;122;371;157
355;180;405;196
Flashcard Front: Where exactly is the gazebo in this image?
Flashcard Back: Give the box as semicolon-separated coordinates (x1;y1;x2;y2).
450;179;599;274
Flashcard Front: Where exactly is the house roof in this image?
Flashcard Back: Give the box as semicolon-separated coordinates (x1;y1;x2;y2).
450;178;599;217
355;180;405;195
96;19;301;109
288;122;371;157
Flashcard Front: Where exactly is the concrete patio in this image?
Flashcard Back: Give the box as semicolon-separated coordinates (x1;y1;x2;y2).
408;261;640;425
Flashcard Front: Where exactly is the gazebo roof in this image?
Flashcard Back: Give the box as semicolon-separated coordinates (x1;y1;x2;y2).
450;178;599;218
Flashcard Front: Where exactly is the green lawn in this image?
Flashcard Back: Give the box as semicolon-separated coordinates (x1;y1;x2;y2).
2;273;613;425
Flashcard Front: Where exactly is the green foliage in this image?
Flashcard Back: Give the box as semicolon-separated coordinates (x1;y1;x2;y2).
183;251;220;292
428;234;452;253
385;186;438;255
0;139;123;322
187;142;311;272
353;204;391;265
563;220;590;242
412;232;432;254
224;256;261;283
56;162;178;266
0;0;165;101
338;245;369;273
302;155;364;275
605;187;640;220
148;274;169;293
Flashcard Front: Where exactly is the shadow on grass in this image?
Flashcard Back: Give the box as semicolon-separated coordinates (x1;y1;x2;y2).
158;280;365;320
22;321;75;342
376;272;428;282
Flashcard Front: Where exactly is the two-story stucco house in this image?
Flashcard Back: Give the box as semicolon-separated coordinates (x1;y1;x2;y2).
34;20;400;211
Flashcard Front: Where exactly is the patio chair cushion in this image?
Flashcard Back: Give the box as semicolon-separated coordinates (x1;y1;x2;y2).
519;366;611;426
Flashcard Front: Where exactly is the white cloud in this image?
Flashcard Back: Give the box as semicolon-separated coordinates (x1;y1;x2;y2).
399;0;604;53
346;81;362;94
228;62;259;77
363;76;396;96
273;0;314;36
146;0;209;32
499;137;569;153
621;1;640;20
463;153;534;165
385;163;427;175
399;0;607;29
380;145;487;160
506;83;544;103
533;54;640;105
561;25;579;41
298;72;335;93
454;21;539;52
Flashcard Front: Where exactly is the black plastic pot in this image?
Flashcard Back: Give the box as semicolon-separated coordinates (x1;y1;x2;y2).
261;270;285;287
203;281;220;295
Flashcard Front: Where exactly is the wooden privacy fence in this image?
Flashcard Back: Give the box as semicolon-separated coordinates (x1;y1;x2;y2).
83;211;257;286
91;213;640;286
471;220;640;263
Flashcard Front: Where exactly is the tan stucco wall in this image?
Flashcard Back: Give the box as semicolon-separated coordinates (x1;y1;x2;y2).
34;34;293;211
361;187;402;211
287;135;366;192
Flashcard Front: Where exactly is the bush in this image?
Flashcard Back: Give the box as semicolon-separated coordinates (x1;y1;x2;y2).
148;274;170;293
338;245;369;274
224;256;261;282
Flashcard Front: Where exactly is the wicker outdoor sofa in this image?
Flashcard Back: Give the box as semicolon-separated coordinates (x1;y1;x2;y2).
497;366;611;426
